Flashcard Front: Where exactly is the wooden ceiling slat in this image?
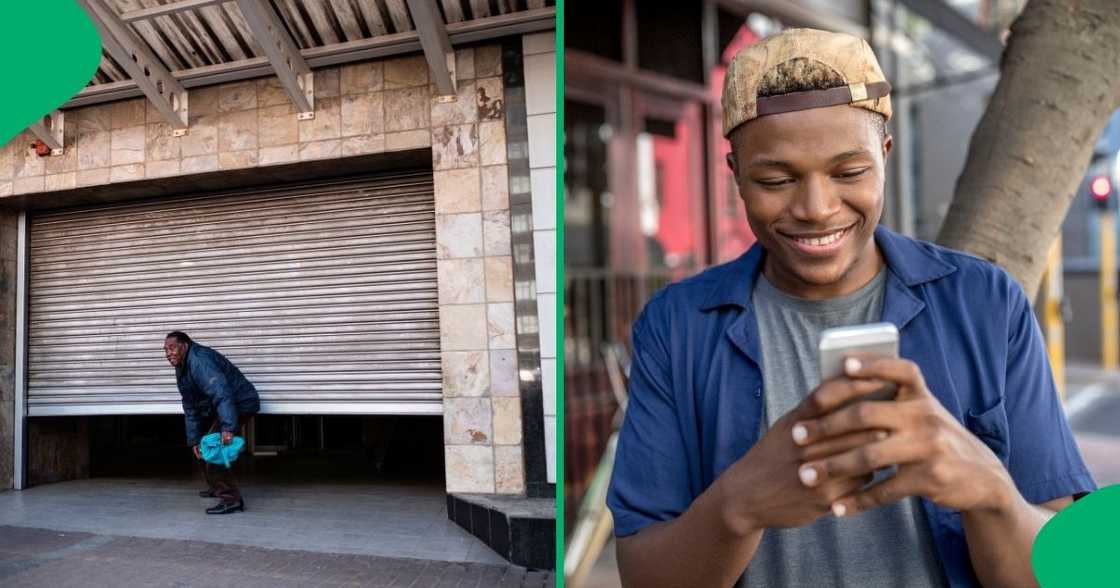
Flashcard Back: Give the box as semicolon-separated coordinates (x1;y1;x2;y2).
440;0;465;23
384;0;414;32
468;0;490;18
197;4;253;60
173;10;229;64
328;0;368;41
277;0;320;48
349;0;388;36
222;2;262;56
301;1;342;45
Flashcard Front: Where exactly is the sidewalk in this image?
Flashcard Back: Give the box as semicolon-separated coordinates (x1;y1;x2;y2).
0;525;553;587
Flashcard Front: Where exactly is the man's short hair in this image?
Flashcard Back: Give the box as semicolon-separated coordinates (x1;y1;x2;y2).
166;331;191;345
754;57;888;142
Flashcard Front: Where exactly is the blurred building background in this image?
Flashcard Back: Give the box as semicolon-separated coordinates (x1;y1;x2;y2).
563;0;1120;585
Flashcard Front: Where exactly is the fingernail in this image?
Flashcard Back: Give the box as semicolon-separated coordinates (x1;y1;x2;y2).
832;502;847;517
876;431;889;441
792;424;808;445
798;465;818;486
845;357;862;375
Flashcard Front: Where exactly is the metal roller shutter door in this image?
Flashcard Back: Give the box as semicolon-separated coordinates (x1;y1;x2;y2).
27;172;441;416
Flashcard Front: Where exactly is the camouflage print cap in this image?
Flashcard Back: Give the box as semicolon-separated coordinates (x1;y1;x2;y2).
722;28;892;138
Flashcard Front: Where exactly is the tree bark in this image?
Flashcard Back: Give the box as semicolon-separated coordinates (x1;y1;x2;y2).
936;0;1120;297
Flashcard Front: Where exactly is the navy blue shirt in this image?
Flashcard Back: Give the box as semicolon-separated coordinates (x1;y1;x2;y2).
606;226;1096;587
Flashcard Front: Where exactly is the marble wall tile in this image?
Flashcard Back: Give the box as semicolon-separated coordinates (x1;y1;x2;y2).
487;302;516;350
341;93;374;137
489;349;519;397
433;168;481;214
439;303;488;351
341;135;385;156
494;446;525;494
443;397;493;445
314;67;341;98
435;213;483;259
180;115;219;157
191;85;221;115
219;150;258;170
43;136;78;175
431;81;478;128
219;110;258;152
258;145;299;166
258;104;298;147
110;126;145;166
298;97;342;142
441;350;490;398
44;172;76;191
445;445;494;494
76;167;109;187
479;121;507;165
484;256;514;303
146;123;181;161
456;48;475;80
385;130;430;150
145;159;180;178
110;99;146;129
431;124;478;170
482;210;511;256
475;45;503;78
492;397;522;445
14;143;44;178
299;139;342;161
181;154;219;174
480;165;510;211
219;81;257;112
476;77;504;121
77;105;111;134
76;131;108;170
256;77;290;108
341;61;383;94
0;145;13;180
109;163;144;183
13;176;44;194
384;87;430;132
385;55;429;88
437;258;486;304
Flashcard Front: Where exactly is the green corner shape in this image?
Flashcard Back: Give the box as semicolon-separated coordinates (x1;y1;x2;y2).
0;2;102;145
1032;484;1120;587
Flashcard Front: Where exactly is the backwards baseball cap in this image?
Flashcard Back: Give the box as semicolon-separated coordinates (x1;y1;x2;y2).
722;28;892;138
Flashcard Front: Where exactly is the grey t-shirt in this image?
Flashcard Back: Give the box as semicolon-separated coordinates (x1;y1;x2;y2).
737;268;947;588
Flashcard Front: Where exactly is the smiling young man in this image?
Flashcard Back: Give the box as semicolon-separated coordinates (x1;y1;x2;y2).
605;29;1095;588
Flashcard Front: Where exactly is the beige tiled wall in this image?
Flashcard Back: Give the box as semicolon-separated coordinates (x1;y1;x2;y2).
0;44;524;495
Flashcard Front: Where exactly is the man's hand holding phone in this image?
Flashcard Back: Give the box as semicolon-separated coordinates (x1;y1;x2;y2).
792;355;1017;518
714;374;897;534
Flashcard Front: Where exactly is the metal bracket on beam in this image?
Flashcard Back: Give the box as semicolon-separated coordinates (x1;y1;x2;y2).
236;0;315;119
28;112;65;156
406;0;457;100
79;0;190;134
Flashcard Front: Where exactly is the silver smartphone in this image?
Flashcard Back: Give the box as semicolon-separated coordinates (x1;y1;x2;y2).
818;322;899;403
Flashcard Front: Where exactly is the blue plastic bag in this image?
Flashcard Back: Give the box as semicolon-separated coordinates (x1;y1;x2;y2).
199;432;245;469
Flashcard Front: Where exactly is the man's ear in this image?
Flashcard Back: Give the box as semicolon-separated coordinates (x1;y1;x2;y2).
726;152;737;175
882;134;894;158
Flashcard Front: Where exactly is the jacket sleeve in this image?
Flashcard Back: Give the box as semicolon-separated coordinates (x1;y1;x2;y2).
182;398;204;446
193;353;239;433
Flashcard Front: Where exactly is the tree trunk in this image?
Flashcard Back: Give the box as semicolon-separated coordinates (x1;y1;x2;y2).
936;0;1120;297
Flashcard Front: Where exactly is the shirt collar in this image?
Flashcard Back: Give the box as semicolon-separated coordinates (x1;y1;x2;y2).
699;224;957;311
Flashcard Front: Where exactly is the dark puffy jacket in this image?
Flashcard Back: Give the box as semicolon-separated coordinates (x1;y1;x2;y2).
177;343;260;446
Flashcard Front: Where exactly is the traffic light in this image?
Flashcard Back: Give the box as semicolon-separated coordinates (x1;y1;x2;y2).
1091;175;1112;209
